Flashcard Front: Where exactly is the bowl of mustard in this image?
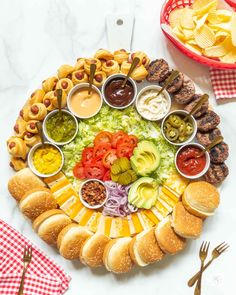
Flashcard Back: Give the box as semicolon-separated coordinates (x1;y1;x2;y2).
43;109;78;146
28;142;64;178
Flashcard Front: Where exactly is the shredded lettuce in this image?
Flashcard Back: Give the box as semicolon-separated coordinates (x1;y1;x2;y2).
62;105;177;184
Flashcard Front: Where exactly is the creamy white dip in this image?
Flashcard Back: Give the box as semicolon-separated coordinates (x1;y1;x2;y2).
137;89;170;120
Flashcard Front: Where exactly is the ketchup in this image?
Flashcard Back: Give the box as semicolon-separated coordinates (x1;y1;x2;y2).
176;145;206;176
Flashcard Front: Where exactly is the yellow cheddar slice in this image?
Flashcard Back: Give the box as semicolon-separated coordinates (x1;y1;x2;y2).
137;212;154;230
131;213;143;234
127;215;136;236
60;195;79;214
164;172;189;195
44;172;65;186
121;218;131;237
56;187;76;206
162;186;179;203
155;200;170;217
97;215;112;237
68;200;84;220
110;217;123;238
73;207;87;223
159;189;177;208
86;212;102;233
79;209;94;226
51;177;71;193
142;209;160;225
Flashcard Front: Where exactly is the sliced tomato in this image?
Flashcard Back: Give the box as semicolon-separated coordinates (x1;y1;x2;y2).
103;170;111;181
84;163;105;180
117;143;134;158
81;147;94;165
91;154;103;166
94;131;112;146
117;134;138;148
102;149;118;169
73;162;86;179
93;143;111;158
111;131;127;148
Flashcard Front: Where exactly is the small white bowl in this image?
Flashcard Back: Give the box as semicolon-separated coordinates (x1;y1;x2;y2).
136;85;171;121
161;110;197;146
79;179;108;210
175;143;210;179
67;83;103;119
101;73;137;110
28;142;64;178
43;109;78;146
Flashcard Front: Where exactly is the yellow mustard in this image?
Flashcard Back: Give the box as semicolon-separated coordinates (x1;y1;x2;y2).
33;144;62;174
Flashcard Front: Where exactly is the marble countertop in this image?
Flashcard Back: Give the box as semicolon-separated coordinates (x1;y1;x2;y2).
0;0;236;294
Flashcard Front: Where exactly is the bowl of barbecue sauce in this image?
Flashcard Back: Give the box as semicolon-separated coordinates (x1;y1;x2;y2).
102;74;137;109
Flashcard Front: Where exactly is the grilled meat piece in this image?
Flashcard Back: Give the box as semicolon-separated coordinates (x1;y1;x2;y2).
196;128;222;146
184;94;209;118
209;142;229;164
173;78;195;104
204;163;229;185
160;71;184;94
197;111;220;132
147;59;170;83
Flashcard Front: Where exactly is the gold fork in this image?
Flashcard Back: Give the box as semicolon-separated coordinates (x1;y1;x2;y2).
17;245;33;295
188;242;229;287
194;241;210;295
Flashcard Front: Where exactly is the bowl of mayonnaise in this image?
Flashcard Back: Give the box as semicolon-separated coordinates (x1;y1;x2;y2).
136;85;171;121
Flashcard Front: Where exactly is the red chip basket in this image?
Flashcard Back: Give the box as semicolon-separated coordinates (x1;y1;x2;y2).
160;0;236;69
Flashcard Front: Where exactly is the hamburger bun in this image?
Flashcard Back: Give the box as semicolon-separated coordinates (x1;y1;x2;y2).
155;216;186;254
57;224;93;260
103;237;133;274
172;202;203;239
80;234;110;268
33;209;72;245
129;228;165;266
8;168;45;201
182;181;220;218
19;188;57;221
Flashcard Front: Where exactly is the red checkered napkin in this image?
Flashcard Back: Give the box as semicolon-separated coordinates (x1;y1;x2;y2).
210;68;236;101
0;219;71;295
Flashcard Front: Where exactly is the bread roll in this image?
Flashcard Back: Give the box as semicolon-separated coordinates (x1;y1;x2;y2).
80;234;110;268
19;188;57;221
172;202;203;239
57;224;93;259
8;168;46;201
129;228;165;266
103;237;133;274
33;209;72;245
155;216;186;254
182;181;220;218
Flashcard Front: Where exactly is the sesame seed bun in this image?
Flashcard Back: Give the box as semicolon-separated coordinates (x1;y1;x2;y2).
182;181;220;218
57;224;93;260
129;228;165;266
155;216;186;254
33;209;72;245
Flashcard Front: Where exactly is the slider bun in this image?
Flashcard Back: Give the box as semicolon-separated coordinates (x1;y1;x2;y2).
182;181;220;218
57;224;93;260
129;228;165;266
172;202;203;239
19;188;57;221
155;216;186;254
8;168;46;201
80;234;110;268
103;237;133;274
33;209;72;245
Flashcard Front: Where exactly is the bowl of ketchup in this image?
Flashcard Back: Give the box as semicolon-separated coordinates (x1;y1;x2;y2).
175;143;210;179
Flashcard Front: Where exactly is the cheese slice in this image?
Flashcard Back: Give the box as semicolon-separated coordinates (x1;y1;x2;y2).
86;212;102;233
159;189;177;208
56;187;77;206
142;209;160;225
164;172;189;195
79;209;94;226
68;200;84;220
131;213;143;234
162;186;179;203
121;218;131;237
73;207;87;223
137;212;154;230
60;195;78;214
50;177;71;193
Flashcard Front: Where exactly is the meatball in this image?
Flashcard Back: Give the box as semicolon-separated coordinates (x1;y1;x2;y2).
210;142;229;164
204;163;229;185
184;94;209;118
160;71;184;94
196;128;222;146
173;78;195;104
147;59;170;83
197;111;220;132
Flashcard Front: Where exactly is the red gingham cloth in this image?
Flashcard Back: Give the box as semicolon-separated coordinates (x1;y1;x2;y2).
0;219;71;295
210;68;236;101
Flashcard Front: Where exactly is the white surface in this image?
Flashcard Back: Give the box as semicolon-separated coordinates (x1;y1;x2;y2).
0;0;236;295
